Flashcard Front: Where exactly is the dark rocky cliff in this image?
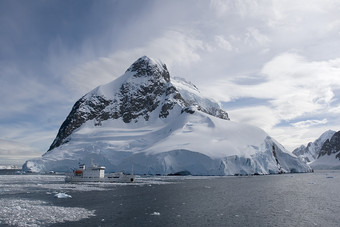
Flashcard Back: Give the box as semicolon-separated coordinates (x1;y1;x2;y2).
318;131;340;159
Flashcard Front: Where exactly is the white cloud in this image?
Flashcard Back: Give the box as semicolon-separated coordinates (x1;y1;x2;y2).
245;27;270;46
0;64;71;120
209;0;230;17
204;52;340;150
65;54;135;96
291;119;328;128
0;139;30;155
214;35;233;51
0;139;41;159
261;53;340;120
210;0;271;18
209;53;340;120
329;105;340;113
228;106;279;132
146;30;205;64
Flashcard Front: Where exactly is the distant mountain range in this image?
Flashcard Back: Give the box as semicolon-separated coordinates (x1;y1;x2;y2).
293;130;340;169
23;56;311;175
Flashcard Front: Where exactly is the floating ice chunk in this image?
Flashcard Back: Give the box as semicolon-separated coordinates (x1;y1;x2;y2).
54;192;72;198
150;212;160;216
0;198;95;226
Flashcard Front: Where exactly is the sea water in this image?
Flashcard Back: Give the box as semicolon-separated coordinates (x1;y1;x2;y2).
0;170;339;227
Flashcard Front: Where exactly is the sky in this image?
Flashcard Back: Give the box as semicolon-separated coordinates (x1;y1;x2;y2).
1;0;340;165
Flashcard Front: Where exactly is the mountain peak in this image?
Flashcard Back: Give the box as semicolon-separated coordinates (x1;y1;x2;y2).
292;129;335;162
126;56;170;82
47;56;231;151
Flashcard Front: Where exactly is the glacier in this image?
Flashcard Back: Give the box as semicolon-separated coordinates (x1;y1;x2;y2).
23;56;311;175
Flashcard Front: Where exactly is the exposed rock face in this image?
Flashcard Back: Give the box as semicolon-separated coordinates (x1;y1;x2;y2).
48;96;112;150
318;131;340;159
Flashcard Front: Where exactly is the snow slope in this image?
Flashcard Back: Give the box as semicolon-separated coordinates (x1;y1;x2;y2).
310;153;340;170
23;56;311;175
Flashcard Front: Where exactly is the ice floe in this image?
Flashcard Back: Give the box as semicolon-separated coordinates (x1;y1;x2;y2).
54;192;72;198
0;198;95;226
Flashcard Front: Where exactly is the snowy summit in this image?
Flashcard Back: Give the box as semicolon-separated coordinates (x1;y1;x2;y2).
23;56;311;175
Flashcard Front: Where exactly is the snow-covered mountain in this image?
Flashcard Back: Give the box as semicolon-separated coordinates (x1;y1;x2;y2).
23;56;311;175
292;130;335;163
293;130;340;169
311;131;340;169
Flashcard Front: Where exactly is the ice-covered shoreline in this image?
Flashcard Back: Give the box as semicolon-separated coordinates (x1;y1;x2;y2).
0;164;21;170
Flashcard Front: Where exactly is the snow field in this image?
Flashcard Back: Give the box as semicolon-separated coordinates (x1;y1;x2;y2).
310;153;340;170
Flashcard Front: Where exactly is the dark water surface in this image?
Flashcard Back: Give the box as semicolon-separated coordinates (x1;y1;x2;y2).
1;171;339;227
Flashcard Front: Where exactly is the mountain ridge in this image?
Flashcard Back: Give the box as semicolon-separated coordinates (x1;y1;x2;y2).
48;56;229;151
292;130;335;162
293;130;340;169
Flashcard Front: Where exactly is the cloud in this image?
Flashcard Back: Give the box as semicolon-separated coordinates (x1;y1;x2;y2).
245;27;270;46
0;64;71;120
207;52;340;119
291;119;328;128
262;53;340;120
0;139;31;156
329;105;340;114
227;105;279;132
0;121;58;152
64;54;133;96
203;52;340;151
0;139;41;159
214;35;233;51
210;0;272;18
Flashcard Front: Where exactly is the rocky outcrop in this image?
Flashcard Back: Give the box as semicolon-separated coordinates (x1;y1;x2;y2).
318;131;340;159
